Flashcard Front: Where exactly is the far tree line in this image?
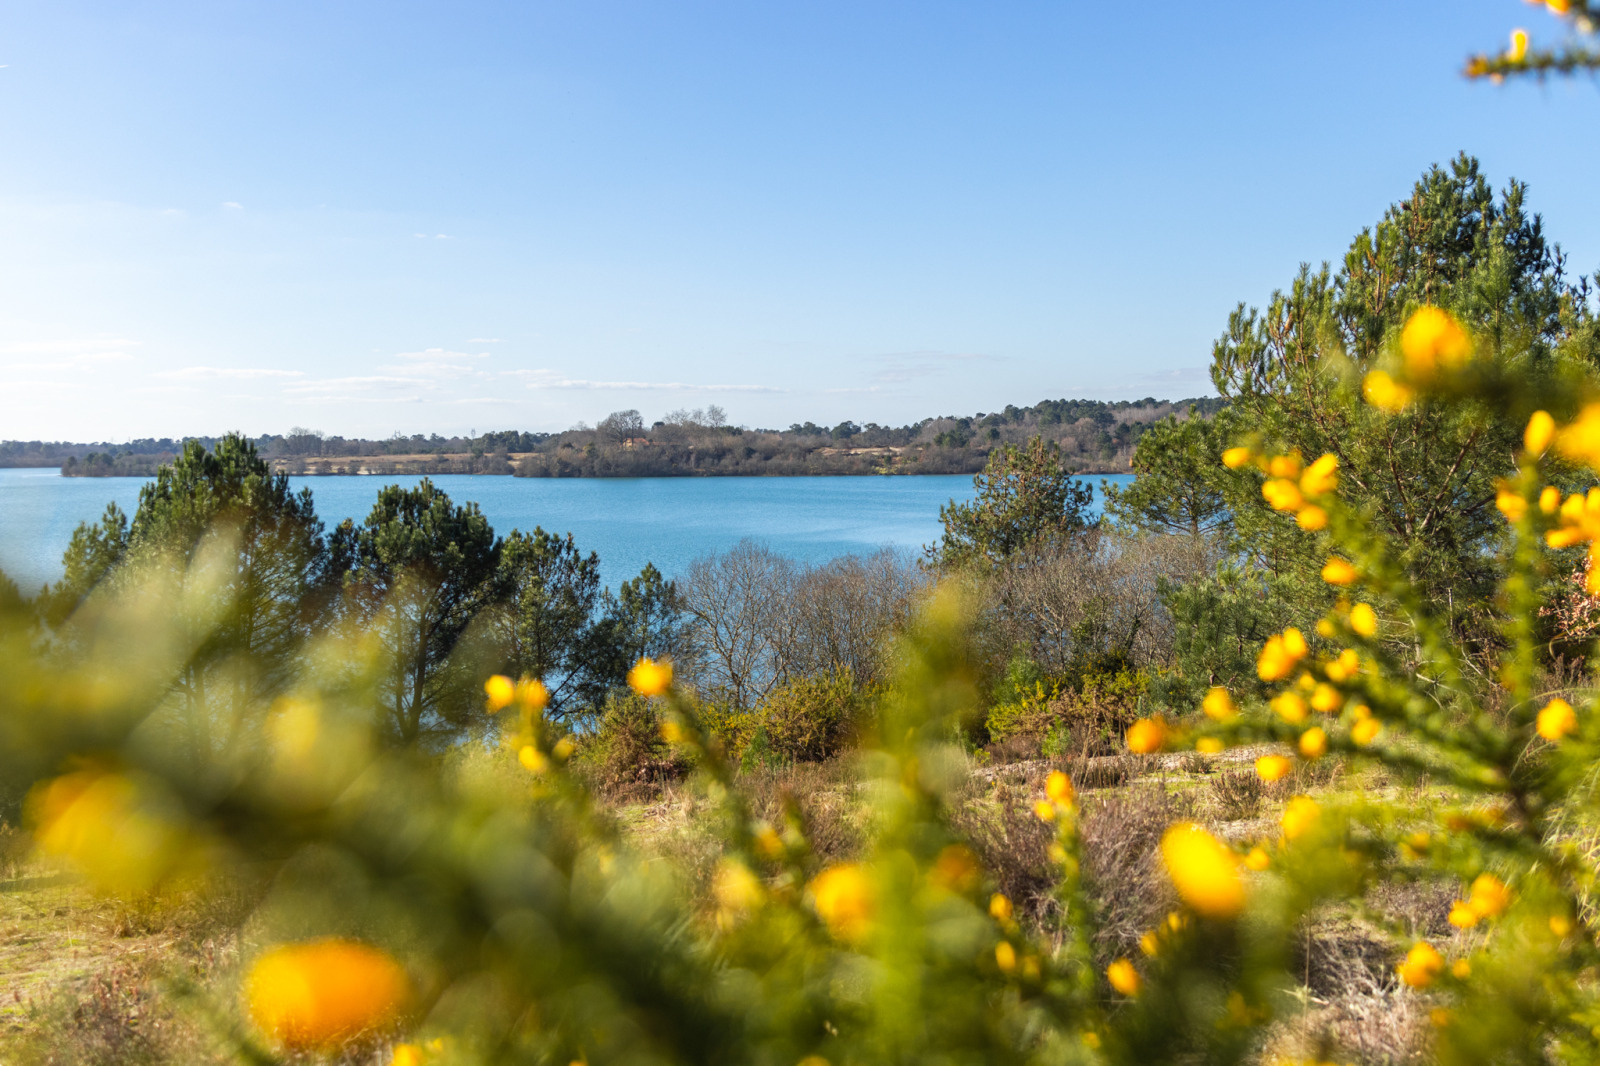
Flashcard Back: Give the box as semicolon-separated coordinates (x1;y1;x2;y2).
9;394;1225;478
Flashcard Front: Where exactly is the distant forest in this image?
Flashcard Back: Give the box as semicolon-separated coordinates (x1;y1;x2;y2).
5;395;1225;478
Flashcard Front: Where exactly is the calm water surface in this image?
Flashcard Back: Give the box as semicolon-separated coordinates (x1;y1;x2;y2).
0;469;1133;594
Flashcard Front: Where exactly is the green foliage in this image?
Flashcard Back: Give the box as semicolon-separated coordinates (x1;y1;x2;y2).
931;436;1095;569
335;478;502;746
496;527;618;721
746;667;865;763
1103;407;1236;539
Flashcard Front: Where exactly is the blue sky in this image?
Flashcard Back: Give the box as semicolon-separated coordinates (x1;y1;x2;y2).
0;1;1594;441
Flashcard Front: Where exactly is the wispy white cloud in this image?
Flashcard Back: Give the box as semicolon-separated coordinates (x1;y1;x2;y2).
221;201;243;210
866;350;997;385
157;366;304;381
1;335;140;372
522;373;781;393
383;347;489;379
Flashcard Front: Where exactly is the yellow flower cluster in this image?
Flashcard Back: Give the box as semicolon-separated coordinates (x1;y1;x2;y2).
483;674;549;713
28;768;190;895
1258;452;1340;530
1538;697;1578;741
1448;873;1513;928
1398;941;1445;988
1362;306;1473;413
1257;627;1309;681
1125;717;1168;754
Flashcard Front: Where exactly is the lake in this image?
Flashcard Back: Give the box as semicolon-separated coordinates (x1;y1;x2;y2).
0;469;1134;594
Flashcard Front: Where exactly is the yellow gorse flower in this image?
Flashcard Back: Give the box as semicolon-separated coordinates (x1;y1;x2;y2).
1400;306;1472;381
1525;410;1556;455
627;657;673;696
1555;403;1600;470
1044;770;1075;806
245;939;411;1051
1348;602;1378;638
1202;686;1237;721
1257;627;1308;681
484;674;515;712
808;863;876;941
1106;957;1141;996
1125;717;1168;754
1299;453;1339;497
1222;446;1253;469
1508;27;1530;62
28;768;190;895
1538;697;1578;741
713;859;766;914
1398;941;1444;988
1255;754;1292;782
1297;727;1328;760
1271;691;1309;724
1280;795;1321;841
1160;822;1246;920
1363;369;1415;413
1321;557;1358;586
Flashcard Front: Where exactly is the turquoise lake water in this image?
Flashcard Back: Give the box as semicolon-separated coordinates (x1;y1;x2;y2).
0;468;1134;594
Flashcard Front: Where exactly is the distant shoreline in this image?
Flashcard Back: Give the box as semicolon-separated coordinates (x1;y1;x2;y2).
30;451;1134;479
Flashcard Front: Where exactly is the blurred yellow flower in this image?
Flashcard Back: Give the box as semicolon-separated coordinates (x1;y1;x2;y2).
1222;446;1253;469
1551;914;1574;937
1324;648;1360;682
1538;697;1577;741
391;1044;425;1066
808;864;876;941
1310;683;1343;714
1495;481;1528;523
484;674;515;712
515;676;549;712
245;939;410;1051
1321;557;1358;586
517;746;550;774
1362;370;1415;413
1045;770;1075;806
1257;628;1308;681
1106;957;1141;996
1244;846;1271;871
1467;873;1512;918
627;657;673;696
1298;727;1328;760
1255;755;1292;782
29;768;188;895
1271;691;1308;724
1196;737;1226;754
1295;505;1328;531
1548;0;1571;13
1139;928;1160;955
713;859;765;914
1268;453;1303;479
1160;822;1246;919
1401;306;1472;380
1525;410;1556;455
1448;901;1480;929
1450;958;1472;980
1348;603;1378;637
994;941;1017;973
1202;686;1237;721
1262;478;1304;512
1541;485;1561;514
1508;27;1529;61
1126;717;1168;754
1280;796;1321;841
930;844;981;893
989;892;1014;922
1299;453;1339;497
1397;941;1443;988
1033;799;1058;822
1351;717;1382;746
1555;403;1600;470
